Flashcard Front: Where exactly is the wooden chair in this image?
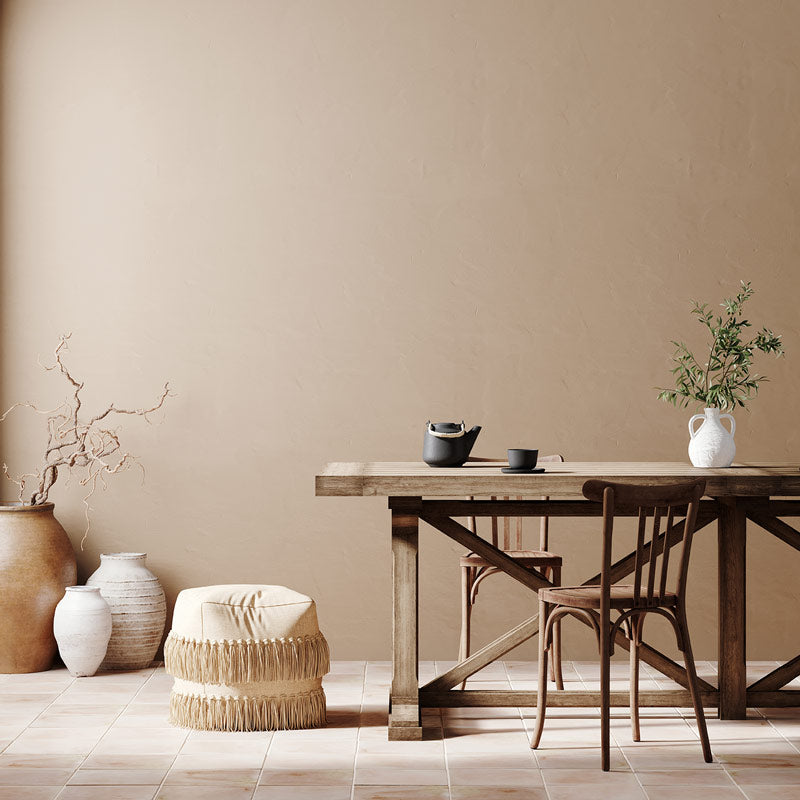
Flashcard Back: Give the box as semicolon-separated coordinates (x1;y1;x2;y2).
530;478;712;771
459;454;565;690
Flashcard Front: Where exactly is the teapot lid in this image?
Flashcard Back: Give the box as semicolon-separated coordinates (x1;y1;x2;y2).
431;421;462;431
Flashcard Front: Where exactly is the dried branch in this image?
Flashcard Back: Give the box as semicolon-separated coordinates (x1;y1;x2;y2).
2;463;38;503
1;400;69;424
0;334;173;547
87;382;171;427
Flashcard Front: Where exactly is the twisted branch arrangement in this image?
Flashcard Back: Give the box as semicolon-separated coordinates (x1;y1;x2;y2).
1;334;172;545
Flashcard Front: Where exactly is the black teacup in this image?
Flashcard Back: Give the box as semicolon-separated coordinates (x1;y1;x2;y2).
507;449;538;470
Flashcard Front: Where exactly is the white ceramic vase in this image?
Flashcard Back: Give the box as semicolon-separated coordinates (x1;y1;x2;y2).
688;407;736;468
87;553;166;670
53;586;112;677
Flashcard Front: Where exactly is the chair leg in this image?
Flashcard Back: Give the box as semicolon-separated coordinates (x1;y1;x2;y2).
530;596;550;749
676;607;713;763
600;610;611;771
543;568;556;684
550;565;564;690
458;566;473;691
629;614;642;742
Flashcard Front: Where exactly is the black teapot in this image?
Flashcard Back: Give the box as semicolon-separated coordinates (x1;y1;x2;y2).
423;421;482;467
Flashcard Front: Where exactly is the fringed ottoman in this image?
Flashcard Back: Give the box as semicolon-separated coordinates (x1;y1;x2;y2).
164;584;329;731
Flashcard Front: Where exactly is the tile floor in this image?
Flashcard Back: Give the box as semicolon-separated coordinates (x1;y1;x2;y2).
1;660;799;799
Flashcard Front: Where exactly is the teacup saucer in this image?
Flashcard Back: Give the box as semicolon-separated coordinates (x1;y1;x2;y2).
501;467;545;474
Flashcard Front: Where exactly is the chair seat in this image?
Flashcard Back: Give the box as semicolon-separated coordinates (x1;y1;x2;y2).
539;584;678;609
460;550;563;568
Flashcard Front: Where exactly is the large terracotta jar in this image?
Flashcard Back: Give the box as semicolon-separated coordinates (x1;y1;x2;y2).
0;502;77;673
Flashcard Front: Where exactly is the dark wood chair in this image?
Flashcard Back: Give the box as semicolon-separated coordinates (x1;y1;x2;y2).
529;478;712;770
459;454;565;690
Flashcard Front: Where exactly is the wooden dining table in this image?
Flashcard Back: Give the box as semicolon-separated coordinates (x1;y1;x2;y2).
316;461;800;740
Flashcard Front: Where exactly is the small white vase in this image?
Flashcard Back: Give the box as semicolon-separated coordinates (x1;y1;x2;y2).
53;586;112;677
87;553;166;670
688;407;736;468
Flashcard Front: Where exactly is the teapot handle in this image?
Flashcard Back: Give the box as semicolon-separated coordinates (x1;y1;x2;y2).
426;420;467;439
688;414;705;439
720;413;736;437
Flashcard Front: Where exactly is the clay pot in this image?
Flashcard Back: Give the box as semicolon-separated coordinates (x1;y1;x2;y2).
688;407;736;468
54;586;112;677
87;553;166;669
0;502;77;673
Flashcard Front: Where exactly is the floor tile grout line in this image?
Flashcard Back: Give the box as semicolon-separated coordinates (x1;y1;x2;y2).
251;696;277;800
616;728;675;800
434;661;453;800
127;665;186;800
507;656;556;800
503;658;529;734
0;671;77;794
445;662;457;800
710;695;791;800
762;699;800;755
719;765;753;800
0;671;77;754
503;656;556;800
52;665;161;800
351;662;366;800
30;670;151;793
625;663;772;800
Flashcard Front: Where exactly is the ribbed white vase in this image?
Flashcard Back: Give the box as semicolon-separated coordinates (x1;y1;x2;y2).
87;553;166;670
53;586;112;677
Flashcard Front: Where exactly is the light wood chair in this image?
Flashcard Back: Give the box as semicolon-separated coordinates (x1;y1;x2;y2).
459;454;565;690
530;478;712;771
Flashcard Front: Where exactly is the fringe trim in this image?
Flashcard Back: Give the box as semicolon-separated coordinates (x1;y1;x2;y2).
169;688;327;731
164;631;330;684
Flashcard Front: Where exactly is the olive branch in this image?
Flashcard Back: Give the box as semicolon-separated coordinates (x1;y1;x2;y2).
658;281;784;411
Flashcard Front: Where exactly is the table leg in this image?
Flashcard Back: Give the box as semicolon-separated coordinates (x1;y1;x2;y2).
389;497;422;740
718;497;746;719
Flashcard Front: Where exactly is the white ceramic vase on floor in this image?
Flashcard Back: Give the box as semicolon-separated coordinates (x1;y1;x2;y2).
53;586;112;677
688;407;736;468
87;553;167;670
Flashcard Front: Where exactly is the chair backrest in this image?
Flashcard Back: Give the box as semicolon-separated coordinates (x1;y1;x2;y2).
582;479;706;607
466;454;565;551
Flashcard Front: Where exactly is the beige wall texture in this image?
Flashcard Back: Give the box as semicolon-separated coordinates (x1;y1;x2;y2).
1;0;799;662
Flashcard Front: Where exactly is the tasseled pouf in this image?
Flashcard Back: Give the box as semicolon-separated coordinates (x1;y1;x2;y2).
164;584;329;731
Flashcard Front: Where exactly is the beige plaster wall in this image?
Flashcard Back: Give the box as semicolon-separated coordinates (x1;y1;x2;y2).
1;0;799;661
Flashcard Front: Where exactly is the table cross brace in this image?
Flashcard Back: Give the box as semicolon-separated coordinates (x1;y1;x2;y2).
743;508;800;692
420;509;717;693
